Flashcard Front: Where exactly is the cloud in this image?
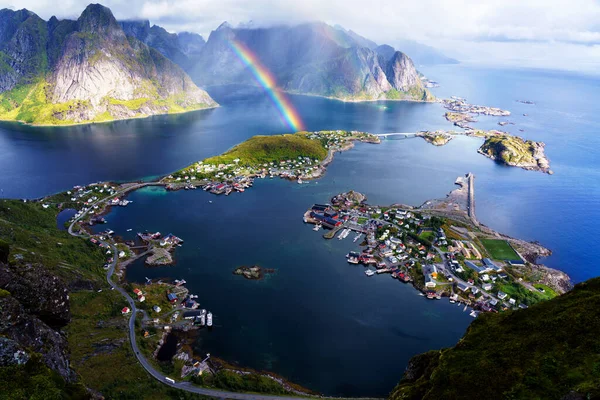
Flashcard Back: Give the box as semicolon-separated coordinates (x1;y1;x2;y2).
1;0;600;71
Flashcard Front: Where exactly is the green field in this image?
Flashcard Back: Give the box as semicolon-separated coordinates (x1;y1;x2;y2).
480;239;520;260
204;133;327;166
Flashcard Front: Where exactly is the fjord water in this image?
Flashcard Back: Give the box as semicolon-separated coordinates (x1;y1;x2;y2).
1;65;600;395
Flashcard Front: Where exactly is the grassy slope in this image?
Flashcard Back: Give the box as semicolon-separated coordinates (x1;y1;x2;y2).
0;80;213;126
479;135;538;166
0;199;106;282
0;199;207;399
204;133;328;166
390;278;600;400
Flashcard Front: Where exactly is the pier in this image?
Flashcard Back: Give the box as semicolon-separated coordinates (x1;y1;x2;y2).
467;172;478;226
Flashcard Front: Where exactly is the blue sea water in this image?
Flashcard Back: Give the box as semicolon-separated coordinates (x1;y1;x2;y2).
1;65;599;395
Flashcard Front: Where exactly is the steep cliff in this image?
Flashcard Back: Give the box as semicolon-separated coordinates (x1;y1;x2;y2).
390;278;600;400
188;22;432;101
120;19;206;70
0;4;217;125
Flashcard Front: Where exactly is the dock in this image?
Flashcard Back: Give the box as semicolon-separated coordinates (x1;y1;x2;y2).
467;172;478;226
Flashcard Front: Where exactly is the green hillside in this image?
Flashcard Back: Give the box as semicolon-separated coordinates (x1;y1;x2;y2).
390;278;600;400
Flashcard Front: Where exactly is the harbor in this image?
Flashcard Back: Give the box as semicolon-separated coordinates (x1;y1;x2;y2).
302;177;568;316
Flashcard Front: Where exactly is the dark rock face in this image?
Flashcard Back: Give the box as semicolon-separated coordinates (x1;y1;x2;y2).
0;337;30;366
0;293;75;382
0;263;70;328
0;9;48;92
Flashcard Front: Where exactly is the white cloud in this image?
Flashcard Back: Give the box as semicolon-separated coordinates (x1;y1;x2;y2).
1;0;600;71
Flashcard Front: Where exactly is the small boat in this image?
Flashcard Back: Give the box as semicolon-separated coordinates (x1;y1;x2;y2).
199;314;206;326
298;178;303;184
313;224;321;231
463;305;468;312
206;312;213;327
353;233;362;242
365;269;375;277
127;228;132;232
470;310;479;318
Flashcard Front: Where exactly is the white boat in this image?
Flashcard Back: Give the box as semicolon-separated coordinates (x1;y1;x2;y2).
313;224;321;231
365;269;375;277
470;310;479;318
298;178;303;184
199;314;206;326
353;233;362;242
206;312;213;327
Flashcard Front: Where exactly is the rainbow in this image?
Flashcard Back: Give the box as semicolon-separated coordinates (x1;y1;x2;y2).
228;39;305;131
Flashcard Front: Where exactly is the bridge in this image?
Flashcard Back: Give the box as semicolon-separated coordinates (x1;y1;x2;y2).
376;132;419;139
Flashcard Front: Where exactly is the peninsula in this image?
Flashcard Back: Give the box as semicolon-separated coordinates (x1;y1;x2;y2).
303;176;570;311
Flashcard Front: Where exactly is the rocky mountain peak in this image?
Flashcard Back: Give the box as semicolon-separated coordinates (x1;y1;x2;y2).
216;21;233;31
77;3;121;36
386;50;421;92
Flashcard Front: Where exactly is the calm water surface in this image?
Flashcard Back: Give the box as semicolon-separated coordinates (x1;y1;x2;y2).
2;65;600;395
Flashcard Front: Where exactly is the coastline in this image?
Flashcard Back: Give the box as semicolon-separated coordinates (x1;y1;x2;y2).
0;103;220;128
29;129;568;398
201;83;436;104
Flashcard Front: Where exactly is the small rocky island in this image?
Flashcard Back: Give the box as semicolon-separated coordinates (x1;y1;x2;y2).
233;265;275;280
416;129;552;174
479;135;552;174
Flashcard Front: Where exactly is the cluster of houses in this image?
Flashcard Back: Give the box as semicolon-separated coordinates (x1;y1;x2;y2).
133;288;146;302
442;97;511;117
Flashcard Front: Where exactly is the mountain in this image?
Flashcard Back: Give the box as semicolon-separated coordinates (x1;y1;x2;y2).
0;4;216;125
119;20;206;70
395;39;459;66
390;278;600;400
187;22;433;101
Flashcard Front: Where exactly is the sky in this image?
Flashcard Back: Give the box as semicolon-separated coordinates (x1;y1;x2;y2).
2;0;600;72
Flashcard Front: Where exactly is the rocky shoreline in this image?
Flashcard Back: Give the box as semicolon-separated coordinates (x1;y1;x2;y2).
233;265;275;280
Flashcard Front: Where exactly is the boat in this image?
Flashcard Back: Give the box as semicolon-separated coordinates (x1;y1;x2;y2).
206;312;213;327
463;305;468;312
127;228;132;232
353;233;362;242
470;310;479;318
365;269;375;277
298;178;303;184
199;314;206;326
313;224;321;231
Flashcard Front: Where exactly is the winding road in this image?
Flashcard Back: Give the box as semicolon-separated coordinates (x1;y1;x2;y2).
67;184;318;399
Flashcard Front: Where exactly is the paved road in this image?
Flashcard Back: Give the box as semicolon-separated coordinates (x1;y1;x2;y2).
68;185;317;399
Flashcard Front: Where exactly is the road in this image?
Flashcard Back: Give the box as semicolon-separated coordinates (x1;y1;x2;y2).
68;184;318;399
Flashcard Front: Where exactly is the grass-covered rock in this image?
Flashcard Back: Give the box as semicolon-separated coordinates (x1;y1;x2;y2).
390;278;600;400
478;135;551;173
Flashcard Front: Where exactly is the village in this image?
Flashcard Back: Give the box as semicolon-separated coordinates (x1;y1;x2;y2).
303;189;561;317
161;130;381;194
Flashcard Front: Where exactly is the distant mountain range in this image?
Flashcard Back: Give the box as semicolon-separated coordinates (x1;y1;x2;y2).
0;4;216;125
0;3;458;125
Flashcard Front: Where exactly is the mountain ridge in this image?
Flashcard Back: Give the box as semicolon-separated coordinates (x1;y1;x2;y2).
186;21;434;101
0;4;217;126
